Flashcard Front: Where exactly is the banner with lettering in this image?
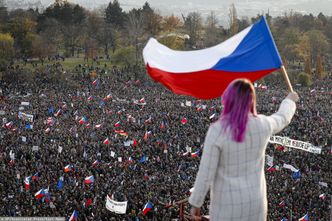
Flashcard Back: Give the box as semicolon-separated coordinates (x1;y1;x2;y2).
269;136;321;154
106;195;127;214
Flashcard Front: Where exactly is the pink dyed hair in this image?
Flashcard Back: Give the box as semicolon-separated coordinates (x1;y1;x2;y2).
220;78;257;142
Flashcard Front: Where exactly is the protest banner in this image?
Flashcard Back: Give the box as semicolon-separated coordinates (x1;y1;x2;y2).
269;136;321;154
21;102;30;106
106;195;127;214
266;155;274;167
18;112;34;122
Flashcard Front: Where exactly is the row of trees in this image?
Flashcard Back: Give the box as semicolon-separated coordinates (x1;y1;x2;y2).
0;0;331;79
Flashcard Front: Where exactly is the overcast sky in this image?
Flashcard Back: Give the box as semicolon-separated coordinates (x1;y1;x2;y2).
5;0;332;26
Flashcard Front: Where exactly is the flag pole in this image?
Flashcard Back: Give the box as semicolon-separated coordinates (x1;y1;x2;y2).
280;65;294;92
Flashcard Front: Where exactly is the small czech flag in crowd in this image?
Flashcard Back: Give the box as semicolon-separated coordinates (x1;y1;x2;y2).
69;210;78;221
79;117;87;125
103;138;110;145
64;164;73;173
92;160;99;167
191;150;200;158
35;188;46;199
298;213;309;221
84;175;95;184
142;201;153;215
24;176;31;190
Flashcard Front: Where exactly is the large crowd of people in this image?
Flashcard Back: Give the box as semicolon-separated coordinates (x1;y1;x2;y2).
0;63;331;220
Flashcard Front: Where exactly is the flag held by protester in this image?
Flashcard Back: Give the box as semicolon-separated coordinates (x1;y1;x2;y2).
298;213;309;221
106;195;128;214
143;16;282;99
69;210;78;221
142;201;153;215
24;176;31;190
64;164;73;173
84;175;95;184
35;188;46;199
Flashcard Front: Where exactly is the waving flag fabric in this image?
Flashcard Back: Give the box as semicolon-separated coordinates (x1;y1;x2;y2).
143;16;282;99
142;201;153;215
298;214;309;221
64;164;73;173
84;175;95;184
35;188;46;199
69;210;78;221
24;176;31;190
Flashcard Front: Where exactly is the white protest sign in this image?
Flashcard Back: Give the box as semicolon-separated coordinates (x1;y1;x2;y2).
266;155;274;167
111;151;115;158
18;112;34;122
105;195;127;214
21;102;30;106
123;141;131;147
269;136;321;154
318;181;328;187
283;163;299;172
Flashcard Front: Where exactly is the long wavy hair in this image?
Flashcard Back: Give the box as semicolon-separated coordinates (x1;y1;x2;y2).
220;79;257;142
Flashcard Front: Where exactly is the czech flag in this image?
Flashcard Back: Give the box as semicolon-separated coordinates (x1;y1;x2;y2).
143;16;282;99
57;176;64;190
92;79;98;85
144;131;152;140
35;188;46;199
69;210;78;221
128;156;134;163
54;109;62;117
319;193;326;200
298;214;309;221
191;150;200;158
64;164;73;173
32;172;41;181
92;160;99;167
142;201;153;215
104;93;112;100
279;200;285;207
79;117;87;125
95;124;102;129
84;175;95;184
24;176;31;190
103;138;110;145
5;121;13;128
114;121;121;127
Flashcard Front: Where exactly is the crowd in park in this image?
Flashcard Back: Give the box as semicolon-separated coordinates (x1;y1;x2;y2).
0;63;331;220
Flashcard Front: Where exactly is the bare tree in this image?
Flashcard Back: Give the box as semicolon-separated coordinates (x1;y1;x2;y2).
204;11;221;47
125;9;144;64
183;12;202;49
229;4;239;35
